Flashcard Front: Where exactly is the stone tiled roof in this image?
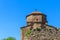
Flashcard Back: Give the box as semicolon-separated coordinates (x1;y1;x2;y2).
26;12;46;18
20;25;32;29
46;25;57;29
20;26;26;29
31;12;42;15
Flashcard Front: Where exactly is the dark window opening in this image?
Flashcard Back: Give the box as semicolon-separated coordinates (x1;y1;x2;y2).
36;19;38;21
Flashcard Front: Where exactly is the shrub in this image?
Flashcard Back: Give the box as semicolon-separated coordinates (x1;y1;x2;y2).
25;30;32;37
36;28;41;31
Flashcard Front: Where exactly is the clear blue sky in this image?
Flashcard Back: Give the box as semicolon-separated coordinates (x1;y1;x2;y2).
0;0;60;40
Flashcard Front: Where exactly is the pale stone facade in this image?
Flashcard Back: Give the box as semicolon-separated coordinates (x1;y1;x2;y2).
21;12;60;40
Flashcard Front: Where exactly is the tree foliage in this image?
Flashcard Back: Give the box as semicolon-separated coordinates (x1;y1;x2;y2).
2;37;16;40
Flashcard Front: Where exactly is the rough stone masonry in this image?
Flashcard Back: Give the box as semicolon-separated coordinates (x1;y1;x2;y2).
20;11;60;40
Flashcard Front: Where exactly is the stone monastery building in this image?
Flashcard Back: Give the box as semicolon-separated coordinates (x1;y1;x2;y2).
21;11;60;40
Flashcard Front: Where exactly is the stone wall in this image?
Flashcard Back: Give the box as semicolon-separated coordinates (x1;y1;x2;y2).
21;25;60;40
27;15;42;22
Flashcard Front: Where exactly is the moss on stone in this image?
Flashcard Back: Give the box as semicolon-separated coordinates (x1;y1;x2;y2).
25;30;32;37
36;28;41;31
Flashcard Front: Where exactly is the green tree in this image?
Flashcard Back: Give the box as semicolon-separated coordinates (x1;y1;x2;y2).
2;37;16;40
